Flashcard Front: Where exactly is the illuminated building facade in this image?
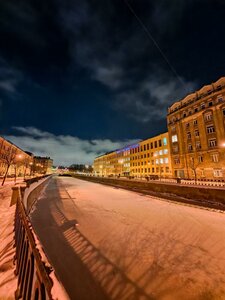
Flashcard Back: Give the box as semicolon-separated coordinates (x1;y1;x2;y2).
167;77;225;180
93;132;172;178
0;136;33;177
33;156;53;174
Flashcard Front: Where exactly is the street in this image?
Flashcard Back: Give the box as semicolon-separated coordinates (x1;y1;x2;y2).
30;176;225;300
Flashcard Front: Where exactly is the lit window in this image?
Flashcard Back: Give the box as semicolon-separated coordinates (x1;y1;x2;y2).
172;135;178;143
160;158;163;164
164;149;168;154
156;159;159;164
164;157;168;164
159;150;163;155
163;137;167;145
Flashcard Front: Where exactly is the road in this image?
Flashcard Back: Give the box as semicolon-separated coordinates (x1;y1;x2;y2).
30;176;225;300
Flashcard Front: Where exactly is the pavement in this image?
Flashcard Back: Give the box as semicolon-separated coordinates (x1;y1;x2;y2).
30;176;225;300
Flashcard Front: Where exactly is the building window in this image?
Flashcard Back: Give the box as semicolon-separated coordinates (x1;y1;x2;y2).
205;113;213;121
222;108;225;117
198;155;203;163
166;166;169;172
194;107;198;113
163;137;167;145
209;139;217;148
193;119;198;126
172;135;178;143
183;112;186;118
164;149;168;154
171;126;176;133
187;132;191;139
154;141;157;148
186;123;190;129
152;167;155;173
201;102;205;110
147;144;149;150
188;144;193;151
213;169;222;177
211;153;219;163
196;142;201;150
143;145;146;151
156;159;159;164
159;140;162;147
151;142;153;149
207;125;215;134
151;160;154;165
159;150;163;155
164;157;168;164
160;158;163;164
174;157;180;164
173;146;178;153
218;96;223;103
208;101;213;107
195;130;199;137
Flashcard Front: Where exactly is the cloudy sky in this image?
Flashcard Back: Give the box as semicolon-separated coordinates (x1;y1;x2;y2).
1;0;225;165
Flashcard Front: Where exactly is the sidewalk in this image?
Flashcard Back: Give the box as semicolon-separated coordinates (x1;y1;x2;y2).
0;182;18;299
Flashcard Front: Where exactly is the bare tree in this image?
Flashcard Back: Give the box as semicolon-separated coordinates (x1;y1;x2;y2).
189;157;201;184
1;146;18;186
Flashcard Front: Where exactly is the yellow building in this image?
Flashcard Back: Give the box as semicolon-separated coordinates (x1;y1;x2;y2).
93;132;172;178
33;156;53;175
167;77;225;180
0;136;33;178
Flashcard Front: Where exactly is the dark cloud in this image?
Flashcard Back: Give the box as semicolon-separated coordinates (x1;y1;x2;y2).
4;127;139;165
0;0;225;163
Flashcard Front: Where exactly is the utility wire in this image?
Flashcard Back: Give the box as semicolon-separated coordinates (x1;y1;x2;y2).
124;0;186;88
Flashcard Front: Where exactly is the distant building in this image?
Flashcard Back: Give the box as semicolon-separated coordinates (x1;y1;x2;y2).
33;156;53;174
167;77;225;180
0;136;33;177
93;132;172;178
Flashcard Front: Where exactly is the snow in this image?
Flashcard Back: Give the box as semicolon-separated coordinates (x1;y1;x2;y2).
0;185;17;299
57;177;225;300
23;176;51;210
30;223;69;300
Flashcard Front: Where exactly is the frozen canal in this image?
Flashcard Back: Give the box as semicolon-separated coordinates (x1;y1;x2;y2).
31;176;225;300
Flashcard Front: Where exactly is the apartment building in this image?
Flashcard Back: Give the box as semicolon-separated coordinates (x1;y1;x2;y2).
167;77;225;180
0;136;33;177
33;156;53;175
93;132;172;178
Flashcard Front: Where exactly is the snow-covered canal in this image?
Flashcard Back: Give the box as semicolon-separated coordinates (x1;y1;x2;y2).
31;176;225;300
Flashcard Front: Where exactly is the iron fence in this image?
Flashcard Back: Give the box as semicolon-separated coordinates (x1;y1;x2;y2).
14;183;53;300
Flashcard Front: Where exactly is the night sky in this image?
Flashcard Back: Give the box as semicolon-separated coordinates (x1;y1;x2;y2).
1;0;225;165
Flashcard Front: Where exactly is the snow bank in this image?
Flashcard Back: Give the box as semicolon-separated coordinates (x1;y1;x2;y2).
0;186;17;299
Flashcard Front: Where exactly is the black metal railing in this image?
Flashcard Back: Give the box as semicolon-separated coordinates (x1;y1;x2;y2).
13;181;53;300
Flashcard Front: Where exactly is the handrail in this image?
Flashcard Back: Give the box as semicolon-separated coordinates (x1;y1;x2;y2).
13;180;53;299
